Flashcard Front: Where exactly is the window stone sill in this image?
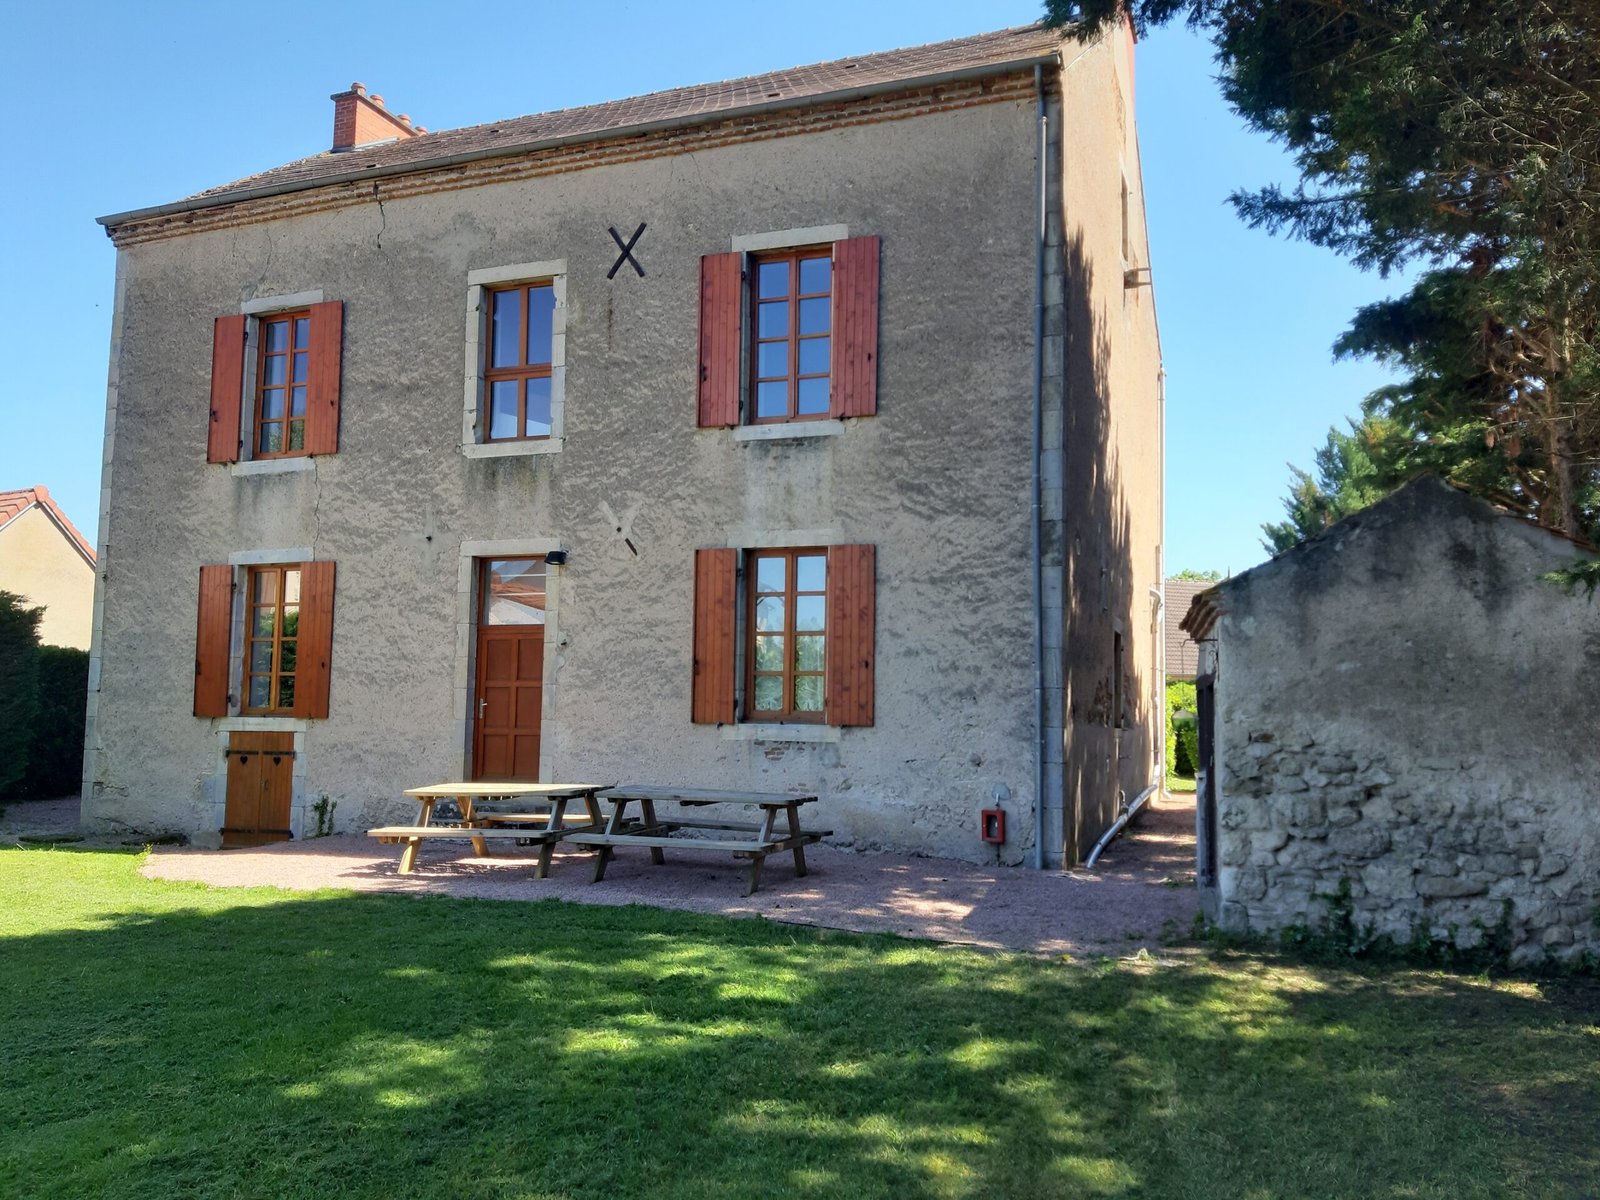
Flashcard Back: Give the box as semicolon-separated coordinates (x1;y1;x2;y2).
731;421;845;444
230;456;316;477
461;439;564;459
212;716;310;732
719;723;841;744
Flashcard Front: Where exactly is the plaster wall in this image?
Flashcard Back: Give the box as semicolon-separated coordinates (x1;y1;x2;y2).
84;88;1058;862
0;508;95;649
1201;480;1600;961
1045;29;1164;864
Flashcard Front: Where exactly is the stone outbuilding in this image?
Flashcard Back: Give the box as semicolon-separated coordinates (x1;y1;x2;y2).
1183;477;1599;962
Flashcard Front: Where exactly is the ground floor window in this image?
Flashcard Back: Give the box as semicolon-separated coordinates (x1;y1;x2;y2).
244;565;302;714
746;548;827;721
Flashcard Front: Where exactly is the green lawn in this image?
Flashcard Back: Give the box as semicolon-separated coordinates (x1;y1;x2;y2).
2;849;1596;1199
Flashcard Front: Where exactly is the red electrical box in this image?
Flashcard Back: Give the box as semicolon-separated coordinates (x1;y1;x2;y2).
980;807;1006;844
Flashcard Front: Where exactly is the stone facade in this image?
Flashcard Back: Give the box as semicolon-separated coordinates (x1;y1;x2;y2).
84;27;1163;866
1193;478;1600;962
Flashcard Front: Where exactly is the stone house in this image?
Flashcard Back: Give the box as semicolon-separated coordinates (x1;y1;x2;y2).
84;23;1164;867
1184;477;1599;961
0;486;96;650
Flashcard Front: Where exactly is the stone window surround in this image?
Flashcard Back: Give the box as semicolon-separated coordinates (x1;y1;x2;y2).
453;537;564;780
724;226;852;445
718;525;846;744
230;291;325;477
461;261;567;459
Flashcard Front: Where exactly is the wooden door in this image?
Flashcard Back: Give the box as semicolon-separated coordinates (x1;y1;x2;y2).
223;732;295;847
1196;673;1217;888
472;558;548;781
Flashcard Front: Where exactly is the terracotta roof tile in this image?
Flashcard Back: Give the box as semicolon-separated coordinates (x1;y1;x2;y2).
113;25;1061;222
0;486;96;564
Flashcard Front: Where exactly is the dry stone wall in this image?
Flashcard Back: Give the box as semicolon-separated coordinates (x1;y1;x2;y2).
1216;727;1598;963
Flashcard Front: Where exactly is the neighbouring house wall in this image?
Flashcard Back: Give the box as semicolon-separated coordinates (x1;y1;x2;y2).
1202;479;1600;962
84;82;1057;862
1045;26;1164;865
0;507;95;649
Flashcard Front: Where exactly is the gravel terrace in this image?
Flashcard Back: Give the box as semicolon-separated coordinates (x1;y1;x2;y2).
144;793;1198;956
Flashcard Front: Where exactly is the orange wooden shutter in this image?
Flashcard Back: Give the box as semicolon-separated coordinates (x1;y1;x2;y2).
304;300;344;455
294;561;336;719
698;253;743;427
691;548;738;723
830;236;880;419
208;315;247;463
825;544;875;727
194;564;235;717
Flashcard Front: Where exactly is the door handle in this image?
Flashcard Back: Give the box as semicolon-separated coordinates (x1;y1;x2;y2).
478;698;488;719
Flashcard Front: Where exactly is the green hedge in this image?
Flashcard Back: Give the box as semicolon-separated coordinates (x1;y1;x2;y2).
1165;679;1197;779
19;645;89;797
0;592;88;799
0;592;42;796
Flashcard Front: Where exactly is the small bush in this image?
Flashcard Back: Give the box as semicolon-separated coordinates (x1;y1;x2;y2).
1165;679;1196;778
19;645;89;797
1174;718;1200;776
0;592;43;796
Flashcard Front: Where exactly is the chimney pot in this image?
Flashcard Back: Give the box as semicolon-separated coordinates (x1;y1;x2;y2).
351;82;367;95
398;114;411;127
371;94;385;108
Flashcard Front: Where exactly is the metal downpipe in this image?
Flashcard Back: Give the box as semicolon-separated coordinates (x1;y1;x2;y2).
1030;63;1049;871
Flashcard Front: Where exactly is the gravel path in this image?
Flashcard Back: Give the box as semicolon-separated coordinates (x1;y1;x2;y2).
145;794;1198;956
0;795;82;842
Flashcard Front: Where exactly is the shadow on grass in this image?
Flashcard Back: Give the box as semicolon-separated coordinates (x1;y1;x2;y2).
2;849;1597;1200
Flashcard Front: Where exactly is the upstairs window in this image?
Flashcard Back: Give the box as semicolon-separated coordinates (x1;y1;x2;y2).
485;282;556;441
751;252;833;423
254;312;311;457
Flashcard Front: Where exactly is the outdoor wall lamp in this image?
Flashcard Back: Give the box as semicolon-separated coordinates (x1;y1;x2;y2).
545;550;569;566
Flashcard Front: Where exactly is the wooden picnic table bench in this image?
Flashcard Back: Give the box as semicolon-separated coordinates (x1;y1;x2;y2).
565;785;830;896
367;782;608;875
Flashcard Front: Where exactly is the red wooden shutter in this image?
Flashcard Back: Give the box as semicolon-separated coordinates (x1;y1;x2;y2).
825;544;875;727
304;300;344;455
691;548;738;723
698;253;743;427
194;564;235;717
294;561;336;719
208;316;247;464
830;236;880;419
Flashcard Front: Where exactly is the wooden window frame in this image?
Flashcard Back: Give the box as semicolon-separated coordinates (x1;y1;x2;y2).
484;281;556;443
748;247;833;425
252;310;312;460
242;564;302;715
744;547;828;723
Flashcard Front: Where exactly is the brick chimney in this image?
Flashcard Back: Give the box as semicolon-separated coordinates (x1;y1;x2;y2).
331;83;425;152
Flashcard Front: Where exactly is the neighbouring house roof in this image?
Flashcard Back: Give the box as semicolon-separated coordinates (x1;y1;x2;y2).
1179;475;1598;642
1164;578;1212;678
97;24;1063;230
0;486;96;567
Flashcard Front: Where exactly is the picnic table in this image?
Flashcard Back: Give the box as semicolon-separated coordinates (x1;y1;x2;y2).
368;782;607;875
566;786;831;896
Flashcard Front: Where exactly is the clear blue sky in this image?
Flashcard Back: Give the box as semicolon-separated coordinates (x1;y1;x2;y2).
0;1;1405;575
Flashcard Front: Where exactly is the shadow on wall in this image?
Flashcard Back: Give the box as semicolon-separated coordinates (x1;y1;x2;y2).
1056;228;1156;864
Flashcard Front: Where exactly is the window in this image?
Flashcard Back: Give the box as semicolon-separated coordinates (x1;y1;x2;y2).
746;549;828;720
484;282;556;440
751;252;833;422
194;561;336;720
207;299;343;466
462;262;566;457
254;312;310;457
244;565;302;713
697;235;879;428
691;544;875;728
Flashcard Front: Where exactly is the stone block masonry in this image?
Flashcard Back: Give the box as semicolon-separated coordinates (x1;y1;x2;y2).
1214;728;1599;964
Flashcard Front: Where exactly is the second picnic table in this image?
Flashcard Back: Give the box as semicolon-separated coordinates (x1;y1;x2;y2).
566;786;831;895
